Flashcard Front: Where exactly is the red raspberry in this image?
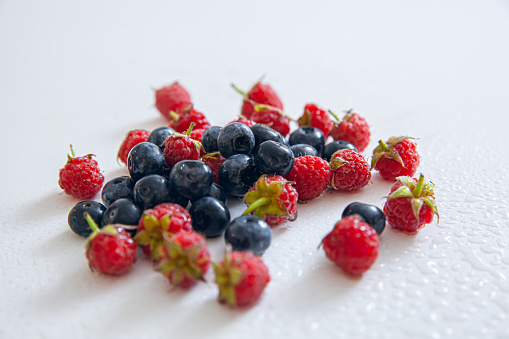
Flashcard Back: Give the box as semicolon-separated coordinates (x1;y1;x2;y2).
58;146;104;199
371;136;420;181
117;129;150;165
189;128;205;142
383;174;438;234
250;105;291;137
84;213;137;276
284;155;331;200
227;117;256;127
243;175;298;227
155;231;210;288
321;215;379;276
171;108;210;133
232;81;283;120
213;251;270;307
134;203;193;259
330;149;371;192
297;103;333;137
329;109;371;152
201;152;226;184
162;129;204;168
155;82;192;120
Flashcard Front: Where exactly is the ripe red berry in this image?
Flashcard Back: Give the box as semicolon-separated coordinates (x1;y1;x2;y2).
250;105;291;137
155;231;211;288
371;136;420;181
201;152;226;184
243;175;298;227
213;251;270;307
58;146;104;199
284;155;331;200
117;129;150;165
329;109;371;152
383;174;438;234
227;117;256;127
232;82;283;120
162;127;204;168
321;215;379;276
171;108;211;133
189;128;205;142
330;149;371;192
297;103;333;137
155;82;192;120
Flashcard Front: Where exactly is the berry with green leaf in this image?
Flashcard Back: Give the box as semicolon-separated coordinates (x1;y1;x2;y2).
329;109;371;152
329;149;371;192
232;81;283;120
371;136;420;181
162;123;204;168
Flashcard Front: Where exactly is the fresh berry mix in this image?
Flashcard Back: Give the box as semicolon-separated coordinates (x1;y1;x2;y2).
342;202;386;236
58;146;104;199
232;81;283;120
189;196;231;238
250;104;291;137
117;129;150;165
224;215;272;256
298;103;333;137
322;140;358;162
329;149;371;192
162;125;203;168
155;82;192;119
383;174;438;234
321;215;379;275
284;155;331;201
329;109;371;152
201;152;226;184
371;136;420;181
148;126;175;150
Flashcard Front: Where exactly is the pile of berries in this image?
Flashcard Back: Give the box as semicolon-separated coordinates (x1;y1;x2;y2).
59;79;438;306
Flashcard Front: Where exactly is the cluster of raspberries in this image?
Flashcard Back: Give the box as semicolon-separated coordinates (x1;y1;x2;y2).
58;80;438;307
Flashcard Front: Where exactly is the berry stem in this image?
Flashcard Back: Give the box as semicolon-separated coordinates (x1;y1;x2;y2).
378;140;389;151
69;144;76;158
242;197;271;216
328;109;341;122
169;111;179;121
186;123;195;137
231;83;246;97
413;174;425;197
84;212;100;233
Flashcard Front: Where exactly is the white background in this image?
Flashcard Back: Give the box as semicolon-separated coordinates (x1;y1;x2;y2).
1;1;509;338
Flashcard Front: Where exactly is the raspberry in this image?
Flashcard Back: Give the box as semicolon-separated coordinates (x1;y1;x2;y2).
201;152;226;184
117;129;150;165
155;82;192;120
155;231;210;288
321;215;379;275
371;136;420;181
284;155;331;200
162;128;203;168
297;103;333;137
383;174;438;234
228;117;256;127
232;81;283;120
171;108;210;133
329;149;371;192
58;146;104;199
250;105;291;137
189;128;205;142
213;251;270;307
243;175;298;227
329;109;371;152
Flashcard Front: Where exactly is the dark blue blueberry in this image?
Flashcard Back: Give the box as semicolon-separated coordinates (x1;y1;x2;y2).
250;124;288;149
169;160;213;200
101;176;135;207
322;140;358;162
127;142;166;182
218;154;260;198
191;183;228;205
102;198;142;235
189;197;231;238
68;201;106;237
288;126;325;156
290;144;318;158
224;215;272;256
342;202;386;235
133;174;173;210
217;122;255;158
254;140;294;176
148;127;175;150
201;126;223;153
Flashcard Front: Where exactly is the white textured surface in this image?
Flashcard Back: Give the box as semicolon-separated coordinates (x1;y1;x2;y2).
1;1;509;338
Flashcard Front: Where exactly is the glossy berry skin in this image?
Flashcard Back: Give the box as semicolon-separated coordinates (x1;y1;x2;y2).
250;106;291;137
342;202;386;235
172;108;210;133
330;110;371;152
155;82;192;119
218;154;260;198
322;140;358;162
217;122;255;158
288;126;325;156
285;155;331;201
201;126;222;153
298;103;334;137
162;133;202;168
148;127;175;150
169;160;213;201
237;82;283;120
192;183;228;205
58;153;104;200
254;141;294;177
68;201;106;237
201;153;226;184
102;198;142;235
372;137;420;181
189;197;231;238
250;124;288;149
117;129;150;165
321;216;379;276
330;149;371;192
101;176;135;207
290;144;318;158
224;215;272;256
127;142;166;182
189;128;205;143
133;174;173;210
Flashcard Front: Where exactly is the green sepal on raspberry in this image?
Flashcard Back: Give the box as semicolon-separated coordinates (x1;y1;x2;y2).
213;253;244;307
243;175;291;220
371;136;416;169
133;214;172;260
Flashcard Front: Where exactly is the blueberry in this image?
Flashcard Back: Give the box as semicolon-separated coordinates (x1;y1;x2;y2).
288;126;325;156
224;215;272;256
68;201;106;237
191;182;228;205
342;202;386;235
322;140;358;162
169;160;213;200
148;127;175;150
217;122;255;158
254;140;294;176
189;197;231;238
201;126;223;153
290;144;318;158
101;176;135;207
127;142;166;182
102;198;142;235
218;154;260;198
133;174;173;210
250;124;288;149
